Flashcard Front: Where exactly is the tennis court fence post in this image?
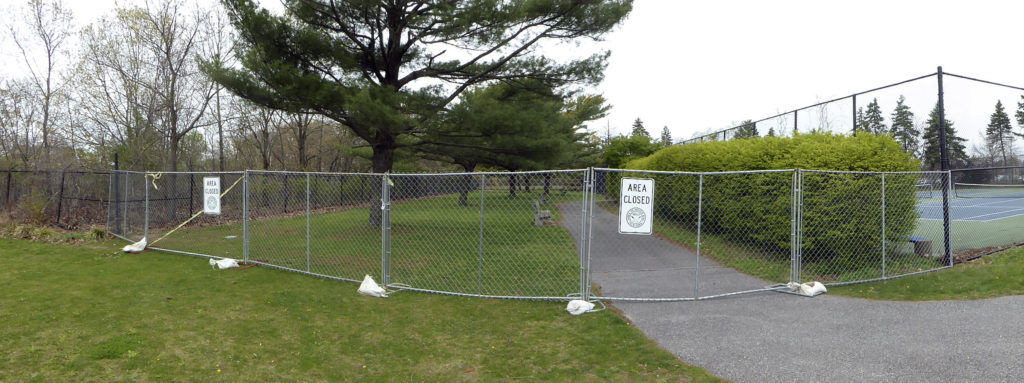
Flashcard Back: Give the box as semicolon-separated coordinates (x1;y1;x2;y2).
944;171;952;266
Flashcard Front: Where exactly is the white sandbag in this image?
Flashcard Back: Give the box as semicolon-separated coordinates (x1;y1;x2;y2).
566;299;595;315
786;281;827;297
358;275;388;298
122;238;147;253
209;257;239;270
800;281;827;296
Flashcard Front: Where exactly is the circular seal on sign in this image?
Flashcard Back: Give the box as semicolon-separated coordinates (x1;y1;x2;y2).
625;207;646;228
206;195;218;211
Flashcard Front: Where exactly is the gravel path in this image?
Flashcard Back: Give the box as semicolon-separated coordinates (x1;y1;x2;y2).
560;201;1024;382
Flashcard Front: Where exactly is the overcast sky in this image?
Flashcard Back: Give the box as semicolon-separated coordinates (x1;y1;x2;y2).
3;0;1023;150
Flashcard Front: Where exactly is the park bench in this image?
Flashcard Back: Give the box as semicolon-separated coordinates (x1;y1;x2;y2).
533;200;552;226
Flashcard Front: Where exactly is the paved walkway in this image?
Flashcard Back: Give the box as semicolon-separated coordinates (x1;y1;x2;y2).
561;201;1024;382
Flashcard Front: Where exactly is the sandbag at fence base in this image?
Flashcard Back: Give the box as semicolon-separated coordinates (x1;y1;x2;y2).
209;258;240;270
122;238;147;253
786;281;827;297
566;300;595;315
358;275;388;298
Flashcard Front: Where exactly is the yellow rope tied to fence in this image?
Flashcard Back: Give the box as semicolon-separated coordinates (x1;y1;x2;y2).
146;172;162;190
148;174;246;247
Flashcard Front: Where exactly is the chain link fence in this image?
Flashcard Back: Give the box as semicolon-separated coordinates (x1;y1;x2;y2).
0;170;112;229
98;168;970;301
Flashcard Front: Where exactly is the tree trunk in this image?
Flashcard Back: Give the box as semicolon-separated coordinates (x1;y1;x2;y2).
508;173;517;198
458;163;477;206
368;141;395;226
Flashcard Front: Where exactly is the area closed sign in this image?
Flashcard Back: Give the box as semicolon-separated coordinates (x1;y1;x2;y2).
203;177;221;215
619;177;654;235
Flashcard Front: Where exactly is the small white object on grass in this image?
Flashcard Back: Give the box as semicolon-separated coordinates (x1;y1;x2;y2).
357;275;388;298
122;238;147;253
224;235;237;239
209;258;240;270
786;281;827;297
566;300;595;315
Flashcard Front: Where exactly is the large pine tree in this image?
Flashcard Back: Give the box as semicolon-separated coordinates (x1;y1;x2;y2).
889;95;918;154
205;0;632;174
921;102;968;170
985;100;1015;166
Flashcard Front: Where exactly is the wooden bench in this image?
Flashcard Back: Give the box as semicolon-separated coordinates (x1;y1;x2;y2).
907;236;933;258
533;200;552;226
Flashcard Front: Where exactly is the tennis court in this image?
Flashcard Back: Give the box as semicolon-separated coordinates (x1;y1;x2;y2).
916;182;1024;251
919;186;1024;222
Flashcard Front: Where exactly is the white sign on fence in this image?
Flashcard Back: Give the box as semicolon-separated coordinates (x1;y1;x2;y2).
203;177;221;215
619;177;654;235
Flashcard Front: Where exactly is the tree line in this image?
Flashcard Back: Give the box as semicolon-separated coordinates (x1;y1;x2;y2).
1;0;633;174
709;95;1024;171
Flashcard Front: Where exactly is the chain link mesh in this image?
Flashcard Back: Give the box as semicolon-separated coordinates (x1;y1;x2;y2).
98;168;970;300
799;171;950;284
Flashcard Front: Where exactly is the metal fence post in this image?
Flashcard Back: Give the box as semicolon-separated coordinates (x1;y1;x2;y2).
881;173;886;278
243;171;250;262
477;174;486;295
852;94;858;132
306;173;311;273
790;170;798;283
585;169;596;301
144;172;150;241
695;173;703;298
55;171;66;226
937;66;953;266
579;169;589;299
4;170;10;205
381;173;392;286
945;171;952;266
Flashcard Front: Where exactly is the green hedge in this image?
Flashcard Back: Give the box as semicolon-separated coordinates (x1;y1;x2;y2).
619;132;921;270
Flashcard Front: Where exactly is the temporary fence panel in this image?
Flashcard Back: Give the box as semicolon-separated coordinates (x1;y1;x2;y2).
142;172;246;260
94;167;975;301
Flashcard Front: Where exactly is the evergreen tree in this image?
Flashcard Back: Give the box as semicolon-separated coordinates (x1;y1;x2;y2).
985;100;1015;166
922;102;968;170
733;119;758;139
863;98;887;134
631;118;649;138
767;126;776;137
1016;95;1024;135
889;95;918;154
659;126;672;147
205;0;631;174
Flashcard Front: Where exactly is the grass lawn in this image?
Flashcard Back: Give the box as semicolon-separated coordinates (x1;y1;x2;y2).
829;245;1024;300
150;190;583;298
0;238;723;382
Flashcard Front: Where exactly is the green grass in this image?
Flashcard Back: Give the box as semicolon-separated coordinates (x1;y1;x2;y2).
0;238;722;382
151;190;583;298
828;245;1024;300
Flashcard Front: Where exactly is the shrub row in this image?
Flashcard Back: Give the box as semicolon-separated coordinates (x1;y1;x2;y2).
616;132;922;269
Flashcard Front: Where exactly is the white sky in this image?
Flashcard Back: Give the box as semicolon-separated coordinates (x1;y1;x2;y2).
3;0;1023;149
